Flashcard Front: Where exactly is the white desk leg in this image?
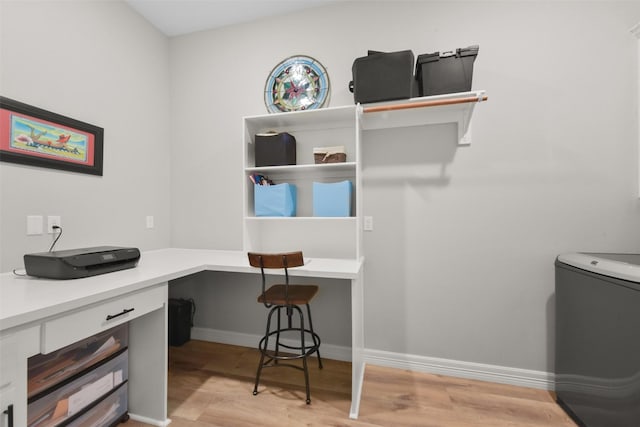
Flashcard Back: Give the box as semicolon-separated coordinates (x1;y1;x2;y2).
349;269;365;419
128;284;170;426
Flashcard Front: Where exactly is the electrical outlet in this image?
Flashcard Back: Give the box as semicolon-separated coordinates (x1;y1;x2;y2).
47;216;61;233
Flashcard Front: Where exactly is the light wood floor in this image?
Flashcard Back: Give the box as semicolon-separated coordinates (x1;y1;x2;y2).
125;340;576;427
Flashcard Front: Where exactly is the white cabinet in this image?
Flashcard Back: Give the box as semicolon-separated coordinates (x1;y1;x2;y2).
0;326;39;427
0;332;15;427
0;285;168;427
0;389;14;427
242;91;487;260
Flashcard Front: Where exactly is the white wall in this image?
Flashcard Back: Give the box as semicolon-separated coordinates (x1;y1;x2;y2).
168;0;640;374
1;0;638;379
361;1;640;373
0;0;171;271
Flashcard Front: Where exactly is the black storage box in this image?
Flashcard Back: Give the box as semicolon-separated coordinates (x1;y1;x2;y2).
415;45;479;96
168;298;194;347
254;132;296;167
350;50;417;104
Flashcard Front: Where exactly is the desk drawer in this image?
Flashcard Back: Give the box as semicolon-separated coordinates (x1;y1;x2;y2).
42;285;166;354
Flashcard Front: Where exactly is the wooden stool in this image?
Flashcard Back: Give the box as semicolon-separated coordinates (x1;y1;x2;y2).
247;252;323;404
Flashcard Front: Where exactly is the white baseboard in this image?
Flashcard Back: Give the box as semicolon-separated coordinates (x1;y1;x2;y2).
363;348;555;391
128;414;171;426
190;328;555;391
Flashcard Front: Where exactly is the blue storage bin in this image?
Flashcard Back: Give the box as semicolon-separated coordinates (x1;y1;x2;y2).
254;183;296;217
313;181;352;217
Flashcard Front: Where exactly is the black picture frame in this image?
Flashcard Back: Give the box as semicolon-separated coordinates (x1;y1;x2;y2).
0;96;104;176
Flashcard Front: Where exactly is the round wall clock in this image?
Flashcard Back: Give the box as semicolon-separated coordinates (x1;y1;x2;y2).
264;55;330;113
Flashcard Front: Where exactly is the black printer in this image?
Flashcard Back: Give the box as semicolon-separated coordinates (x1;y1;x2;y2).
24;246;140;279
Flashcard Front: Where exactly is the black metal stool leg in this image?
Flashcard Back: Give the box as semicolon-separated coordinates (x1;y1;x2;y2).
274;306;282;364
302;353;311;404
254;305;277;396
306;303;323;369
294;305;311;404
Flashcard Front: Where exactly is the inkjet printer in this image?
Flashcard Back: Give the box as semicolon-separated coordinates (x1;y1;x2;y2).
24;246;141;279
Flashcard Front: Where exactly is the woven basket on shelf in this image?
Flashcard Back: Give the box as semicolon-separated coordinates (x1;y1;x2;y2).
313;146;346;164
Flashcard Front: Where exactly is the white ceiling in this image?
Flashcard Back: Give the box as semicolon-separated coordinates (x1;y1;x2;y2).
125;0;344;37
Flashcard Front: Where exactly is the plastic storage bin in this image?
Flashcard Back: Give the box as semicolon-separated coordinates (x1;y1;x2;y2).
67;382;128;426
313;181;352;217
28;349;129;427
28;324;128;399
350;50;416;104
415;45;479;96
254;183;297;217
254;132;296;167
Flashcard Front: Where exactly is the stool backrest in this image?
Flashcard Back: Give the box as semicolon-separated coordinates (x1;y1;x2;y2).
248;252;304;270
248;252;304;307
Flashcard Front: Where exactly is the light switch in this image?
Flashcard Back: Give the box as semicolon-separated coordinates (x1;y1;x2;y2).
146;216;154;229
364;216;373;231
27;215;43;235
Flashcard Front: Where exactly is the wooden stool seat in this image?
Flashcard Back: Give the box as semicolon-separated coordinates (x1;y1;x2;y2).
258;284;319;306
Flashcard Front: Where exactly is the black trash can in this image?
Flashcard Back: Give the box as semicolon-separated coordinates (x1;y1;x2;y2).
168;298;195;346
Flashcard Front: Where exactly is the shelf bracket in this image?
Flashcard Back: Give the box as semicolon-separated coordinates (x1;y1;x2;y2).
459;120;473;146
458;92;486;146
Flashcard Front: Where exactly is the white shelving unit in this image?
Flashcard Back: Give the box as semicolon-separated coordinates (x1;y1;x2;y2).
243;105;362;259
241;91;487;259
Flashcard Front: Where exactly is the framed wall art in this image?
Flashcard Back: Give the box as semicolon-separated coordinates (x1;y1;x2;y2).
0;96;104;176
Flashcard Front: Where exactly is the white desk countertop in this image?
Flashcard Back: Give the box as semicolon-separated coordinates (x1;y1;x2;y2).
0;248;363;332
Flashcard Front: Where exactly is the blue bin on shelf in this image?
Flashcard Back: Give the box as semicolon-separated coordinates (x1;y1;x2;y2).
313;180;352;217
254;183;297;217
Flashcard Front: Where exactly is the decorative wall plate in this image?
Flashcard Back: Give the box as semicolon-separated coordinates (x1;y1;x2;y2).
264;55;330;113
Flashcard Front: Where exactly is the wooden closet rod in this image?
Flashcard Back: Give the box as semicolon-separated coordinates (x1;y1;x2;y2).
363;94;488;113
